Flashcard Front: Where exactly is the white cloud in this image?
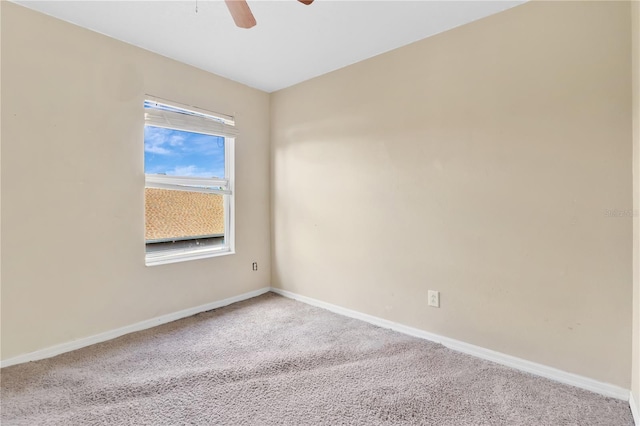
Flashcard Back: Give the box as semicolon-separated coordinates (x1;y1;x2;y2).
169;134;185;147
145;145;171;155
144;127;185;155
166;165;216;178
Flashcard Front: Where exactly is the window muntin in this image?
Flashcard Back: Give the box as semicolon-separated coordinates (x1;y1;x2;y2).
144;100;235;266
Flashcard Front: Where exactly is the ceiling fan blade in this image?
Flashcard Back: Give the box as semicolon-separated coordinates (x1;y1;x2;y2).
224;0;256;29
298;0;314;4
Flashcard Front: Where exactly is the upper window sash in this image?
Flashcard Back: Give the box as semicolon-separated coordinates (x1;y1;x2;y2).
145;174;228;187
145;174;231;195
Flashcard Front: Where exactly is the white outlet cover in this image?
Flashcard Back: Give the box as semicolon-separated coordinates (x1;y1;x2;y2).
428;290;440;308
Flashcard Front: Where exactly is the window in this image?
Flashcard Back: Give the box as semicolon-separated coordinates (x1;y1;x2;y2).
144;98;236;266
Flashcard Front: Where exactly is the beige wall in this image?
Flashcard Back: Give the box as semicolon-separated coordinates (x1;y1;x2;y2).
271;1;632;388
1;2;271;360
0;0;3;362
632;0;640;416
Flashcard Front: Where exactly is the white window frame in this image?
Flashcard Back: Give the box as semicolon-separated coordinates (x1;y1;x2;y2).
144;98;236;266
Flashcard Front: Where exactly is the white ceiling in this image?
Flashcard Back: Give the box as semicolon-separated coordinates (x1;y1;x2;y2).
14;0;525;92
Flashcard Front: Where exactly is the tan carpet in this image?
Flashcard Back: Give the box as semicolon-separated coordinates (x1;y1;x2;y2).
0;293;634;425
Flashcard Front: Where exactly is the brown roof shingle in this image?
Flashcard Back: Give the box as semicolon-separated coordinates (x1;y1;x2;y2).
145;188;224;241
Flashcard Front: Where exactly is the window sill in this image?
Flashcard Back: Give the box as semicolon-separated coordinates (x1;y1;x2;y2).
145;247;235;266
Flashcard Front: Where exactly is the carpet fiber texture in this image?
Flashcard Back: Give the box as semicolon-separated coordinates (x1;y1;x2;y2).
0;293;634;425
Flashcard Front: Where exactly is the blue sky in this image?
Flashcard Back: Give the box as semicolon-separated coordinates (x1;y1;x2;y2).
144;126;225;178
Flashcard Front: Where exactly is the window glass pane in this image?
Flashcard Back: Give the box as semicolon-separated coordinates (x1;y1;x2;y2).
144;125;225;179
145;188;226;251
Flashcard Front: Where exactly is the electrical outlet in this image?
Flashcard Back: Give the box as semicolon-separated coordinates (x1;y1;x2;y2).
428;290;440;308
252;262;258;271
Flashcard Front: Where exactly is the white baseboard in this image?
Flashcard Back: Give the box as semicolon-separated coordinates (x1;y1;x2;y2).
631;391;639;426
1;285;632;406
0;287;271;369
271;287;630;401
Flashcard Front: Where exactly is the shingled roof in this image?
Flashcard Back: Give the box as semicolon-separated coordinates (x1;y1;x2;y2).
145;188;224;242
